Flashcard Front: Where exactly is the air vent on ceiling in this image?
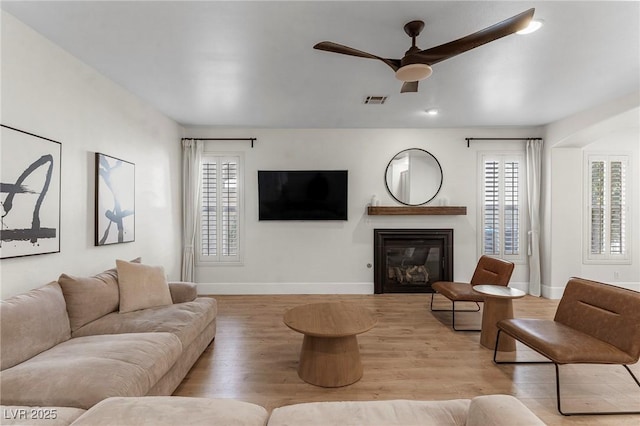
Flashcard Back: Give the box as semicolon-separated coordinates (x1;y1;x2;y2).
364;96;388;105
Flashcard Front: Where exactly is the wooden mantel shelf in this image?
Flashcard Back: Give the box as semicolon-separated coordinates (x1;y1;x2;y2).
367;206;467;216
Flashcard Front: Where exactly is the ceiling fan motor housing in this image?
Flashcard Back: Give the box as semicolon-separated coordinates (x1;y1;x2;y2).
395;21;434;82
395;63;433;82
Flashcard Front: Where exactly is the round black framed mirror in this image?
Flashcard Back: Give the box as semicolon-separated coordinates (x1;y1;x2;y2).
384;148;443;206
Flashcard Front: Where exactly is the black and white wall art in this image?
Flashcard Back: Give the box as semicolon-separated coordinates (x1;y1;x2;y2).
95;153;135;245
1;125;62;259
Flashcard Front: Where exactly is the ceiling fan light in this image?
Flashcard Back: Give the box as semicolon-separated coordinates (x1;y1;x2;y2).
395;64;433;82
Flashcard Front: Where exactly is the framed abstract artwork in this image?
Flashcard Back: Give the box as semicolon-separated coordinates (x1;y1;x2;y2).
95;153;135;245
1;125;62;259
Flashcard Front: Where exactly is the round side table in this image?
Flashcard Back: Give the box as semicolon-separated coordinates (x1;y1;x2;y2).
473;285;526;351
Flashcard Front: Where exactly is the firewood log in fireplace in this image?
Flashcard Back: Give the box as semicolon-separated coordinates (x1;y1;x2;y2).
388;265;429;284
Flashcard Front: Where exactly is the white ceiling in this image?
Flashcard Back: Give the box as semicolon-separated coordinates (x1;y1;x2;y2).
2;1;639;128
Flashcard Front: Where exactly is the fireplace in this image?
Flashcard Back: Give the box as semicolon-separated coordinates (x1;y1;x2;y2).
374;229;453;294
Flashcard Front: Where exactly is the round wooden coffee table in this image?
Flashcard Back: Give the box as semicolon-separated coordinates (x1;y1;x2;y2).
473;285;526;351
283;301;376;387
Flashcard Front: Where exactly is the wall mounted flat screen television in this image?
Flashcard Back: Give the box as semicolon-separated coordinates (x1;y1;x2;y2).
258;170;348;221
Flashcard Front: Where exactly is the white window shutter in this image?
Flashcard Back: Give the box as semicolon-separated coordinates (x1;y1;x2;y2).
609;160;625;255
480;154;524;261
201;161;218;256
199;155;242;263
586;155;628;262
504;161;519;256
220;159;239;257
483;160;500;255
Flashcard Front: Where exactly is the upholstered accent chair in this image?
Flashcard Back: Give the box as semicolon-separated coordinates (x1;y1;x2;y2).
430;256;515;331
494;277;640;416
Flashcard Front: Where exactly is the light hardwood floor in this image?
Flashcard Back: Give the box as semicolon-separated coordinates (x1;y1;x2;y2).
174;294;640;425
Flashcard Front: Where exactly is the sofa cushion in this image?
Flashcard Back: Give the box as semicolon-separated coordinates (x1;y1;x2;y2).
1;282;71;370
167;281;198;304
0;406;86;426
71;397;269;426
58;258;141;331
71;297;217;348
116;260;172;314
0;333;182;409
466;395;545;426
267;399;470;426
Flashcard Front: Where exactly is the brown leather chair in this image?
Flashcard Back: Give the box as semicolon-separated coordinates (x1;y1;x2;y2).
430;255;515;331
494;277;640;416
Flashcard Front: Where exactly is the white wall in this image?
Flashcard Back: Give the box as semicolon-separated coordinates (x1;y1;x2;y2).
1;12;184;298
186;127;540;295
543;93;640;298
5;8;635;299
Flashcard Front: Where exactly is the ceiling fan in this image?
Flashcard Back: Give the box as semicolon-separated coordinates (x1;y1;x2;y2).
314;8;535;93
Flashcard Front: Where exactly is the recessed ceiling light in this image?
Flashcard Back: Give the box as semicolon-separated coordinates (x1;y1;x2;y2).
425;109;439;116
517;19;544;35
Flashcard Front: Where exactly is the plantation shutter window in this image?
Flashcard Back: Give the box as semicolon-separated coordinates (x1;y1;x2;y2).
201;161;218;256
483;160;500;255
504;161;520;256
609;161;625;255
586;155;628;262
480;154;524;261
199;155;242;263
589;160;605;255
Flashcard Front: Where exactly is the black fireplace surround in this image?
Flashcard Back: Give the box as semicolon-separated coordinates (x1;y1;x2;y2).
374;229;453;294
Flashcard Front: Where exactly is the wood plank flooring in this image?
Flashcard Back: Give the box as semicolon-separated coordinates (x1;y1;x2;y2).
173;294;640;425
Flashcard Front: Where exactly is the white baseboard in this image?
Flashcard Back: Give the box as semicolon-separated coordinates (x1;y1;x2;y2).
197;282;374;295
541;284;565;299
197;281;638;298
504;282;562;299
541;281;639;299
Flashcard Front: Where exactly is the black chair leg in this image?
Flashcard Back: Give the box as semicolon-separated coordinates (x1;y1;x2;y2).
451;301;481;331
429;293;481;332
493;330;640;416
625;364;640;387
493;330;549;364
555;363;640;416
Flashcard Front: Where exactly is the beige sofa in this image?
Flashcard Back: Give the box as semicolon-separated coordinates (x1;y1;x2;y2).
0;394;545;425
0;264;217;410
0;265;545;425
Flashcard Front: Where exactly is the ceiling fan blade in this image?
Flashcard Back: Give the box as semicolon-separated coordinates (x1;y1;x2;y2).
400;81;419;93
415;8;535;65
314;41;401;71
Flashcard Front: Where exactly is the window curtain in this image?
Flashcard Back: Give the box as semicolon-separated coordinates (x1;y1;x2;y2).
181;139;202;282
526;139;543;296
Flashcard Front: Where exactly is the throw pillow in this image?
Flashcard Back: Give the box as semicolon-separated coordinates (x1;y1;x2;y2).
58;257;141;331
116;259;172;313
